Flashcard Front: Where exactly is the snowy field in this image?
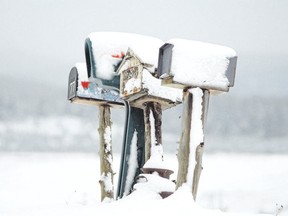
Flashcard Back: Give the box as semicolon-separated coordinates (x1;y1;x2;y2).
0;152;287;216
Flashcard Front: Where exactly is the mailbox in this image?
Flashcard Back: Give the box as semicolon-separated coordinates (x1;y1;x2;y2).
84;32;164;92
118;48;145;99
67;63;124;107
85;38;121;90
117;48;183;110
159;40;238;92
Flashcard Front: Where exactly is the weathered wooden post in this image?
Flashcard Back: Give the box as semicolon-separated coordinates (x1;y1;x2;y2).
98;105;114;201
176;88;209;200
142;102;162;161
159;39;238;200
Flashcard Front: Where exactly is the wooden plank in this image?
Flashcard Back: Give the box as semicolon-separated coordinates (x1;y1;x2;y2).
161;75;230;92
98;105;114;202
192;90;209;199
143;102;162;162
176;88;210;200
70;96;124;108
143;103;152;162
176;90;192;190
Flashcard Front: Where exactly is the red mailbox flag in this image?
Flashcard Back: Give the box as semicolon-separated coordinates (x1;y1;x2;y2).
81;81;90;89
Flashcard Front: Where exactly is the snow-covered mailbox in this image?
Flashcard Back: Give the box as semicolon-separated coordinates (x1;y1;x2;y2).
159;39;237;92
68;63;123;106
157;39;237;200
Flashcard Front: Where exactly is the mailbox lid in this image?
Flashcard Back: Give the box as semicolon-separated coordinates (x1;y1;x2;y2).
67;67;78;100
226;56;237;87
157;43;174;78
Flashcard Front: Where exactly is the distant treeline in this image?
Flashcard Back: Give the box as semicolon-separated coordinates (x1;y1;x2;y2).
0;78;287;153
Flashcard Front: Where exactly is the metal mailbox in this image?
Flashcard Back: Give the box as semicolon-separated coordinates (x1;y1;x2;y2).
159;41;238;92
67;63;123;107
85;38;122;91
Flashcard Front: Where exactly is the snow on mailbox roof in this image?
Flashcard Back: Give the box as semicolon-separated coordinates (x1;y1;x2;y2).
85;32;237;92
167;38;237;92
87;32;164;80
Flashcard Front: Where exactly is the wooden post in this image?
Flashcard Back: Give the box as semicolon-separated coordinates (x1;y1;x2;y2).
151;102;163;147
143;102;162;162
98;105;114;202
143;103;152;162
192;89;209;199
176;88;209;200
176;90;192;190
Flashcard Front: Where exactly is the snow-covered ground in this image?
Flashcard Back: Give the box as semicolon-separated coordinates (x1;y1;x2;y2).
0;152;287;216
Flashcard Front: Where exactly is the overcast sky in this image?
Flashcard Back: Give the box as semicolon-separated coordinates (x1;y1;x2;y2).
1;0;287;97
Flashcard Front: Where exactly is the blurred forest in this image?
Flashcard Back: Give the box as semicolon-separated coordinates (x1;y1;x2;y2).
1;75;287;153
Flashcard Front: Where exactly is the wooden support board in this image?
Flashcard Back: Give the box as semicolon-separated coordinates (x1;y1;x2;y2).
176;88;210;200
98;105;114;202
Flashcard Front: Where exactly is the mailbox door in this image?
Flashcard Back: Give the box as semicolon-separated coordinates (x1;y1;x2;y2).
226;56;237;87
157;43;174;78
68;67;78;100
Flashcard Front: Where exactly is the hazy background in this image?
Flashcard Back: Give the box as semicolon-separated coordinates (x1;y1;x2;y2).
0;0;287;153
